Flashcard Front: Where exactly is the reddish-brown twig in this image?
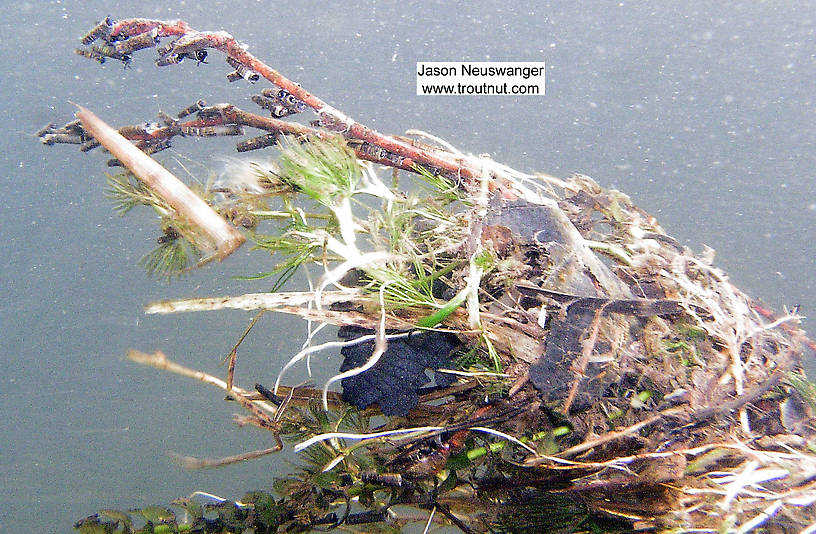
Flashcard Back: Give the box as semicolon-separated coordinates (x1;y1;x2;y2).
562;303;608;414
95;17;489;185
48;101;441;175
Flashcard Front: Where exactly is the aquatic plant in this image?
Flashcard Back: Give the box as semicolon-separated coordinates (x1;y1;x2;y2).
42;16;816;533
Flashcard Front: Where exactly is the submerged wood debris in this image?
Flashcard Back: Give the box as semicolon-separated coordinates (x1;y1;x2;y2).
46;16;816;534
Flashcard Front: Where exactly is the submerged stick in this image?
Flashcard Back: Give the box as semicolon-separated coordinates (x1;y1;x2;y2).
75;105;245;260
127;349;277;417
144;290;364;314
170;446;281;469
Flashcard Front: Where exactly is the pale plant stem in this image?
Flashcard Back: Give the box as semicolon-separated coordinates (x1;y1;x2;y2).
301;266;323;377
313;251;392;309
322;281;391;410
463;155;491;329
422;507;436;534
296;425;536;460
274;330;412;394
144;290;363;315
294;427;445;452
736;501;783;534
358;161;395;210
331;197;359;253
469;427;537;454
75;105;245;260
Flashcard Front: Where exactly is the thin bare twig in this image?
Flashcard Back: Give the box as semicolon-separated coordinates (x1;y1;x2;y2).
126;349;278;417
223;310;264;391
170;446;281;469
563;303;608;414
144;290;363;314
552;408;684;460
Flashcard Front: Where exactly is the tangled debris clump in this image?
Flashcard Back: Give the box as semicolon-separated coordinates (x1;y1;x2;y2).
45;16;816;533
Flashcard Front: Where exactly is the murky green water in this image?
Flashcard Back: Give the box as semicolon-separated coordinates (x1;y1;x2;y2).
2;1;814;531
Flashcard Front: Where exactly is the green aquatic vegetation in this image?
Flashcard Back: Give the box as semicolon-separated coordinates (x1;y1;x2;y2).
275;136;366;205
415;285;470;328
221;136;473;318
785;371;816;411
137;223;201;278
105;172;221;278
105;171;166;215
104;128;475;312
